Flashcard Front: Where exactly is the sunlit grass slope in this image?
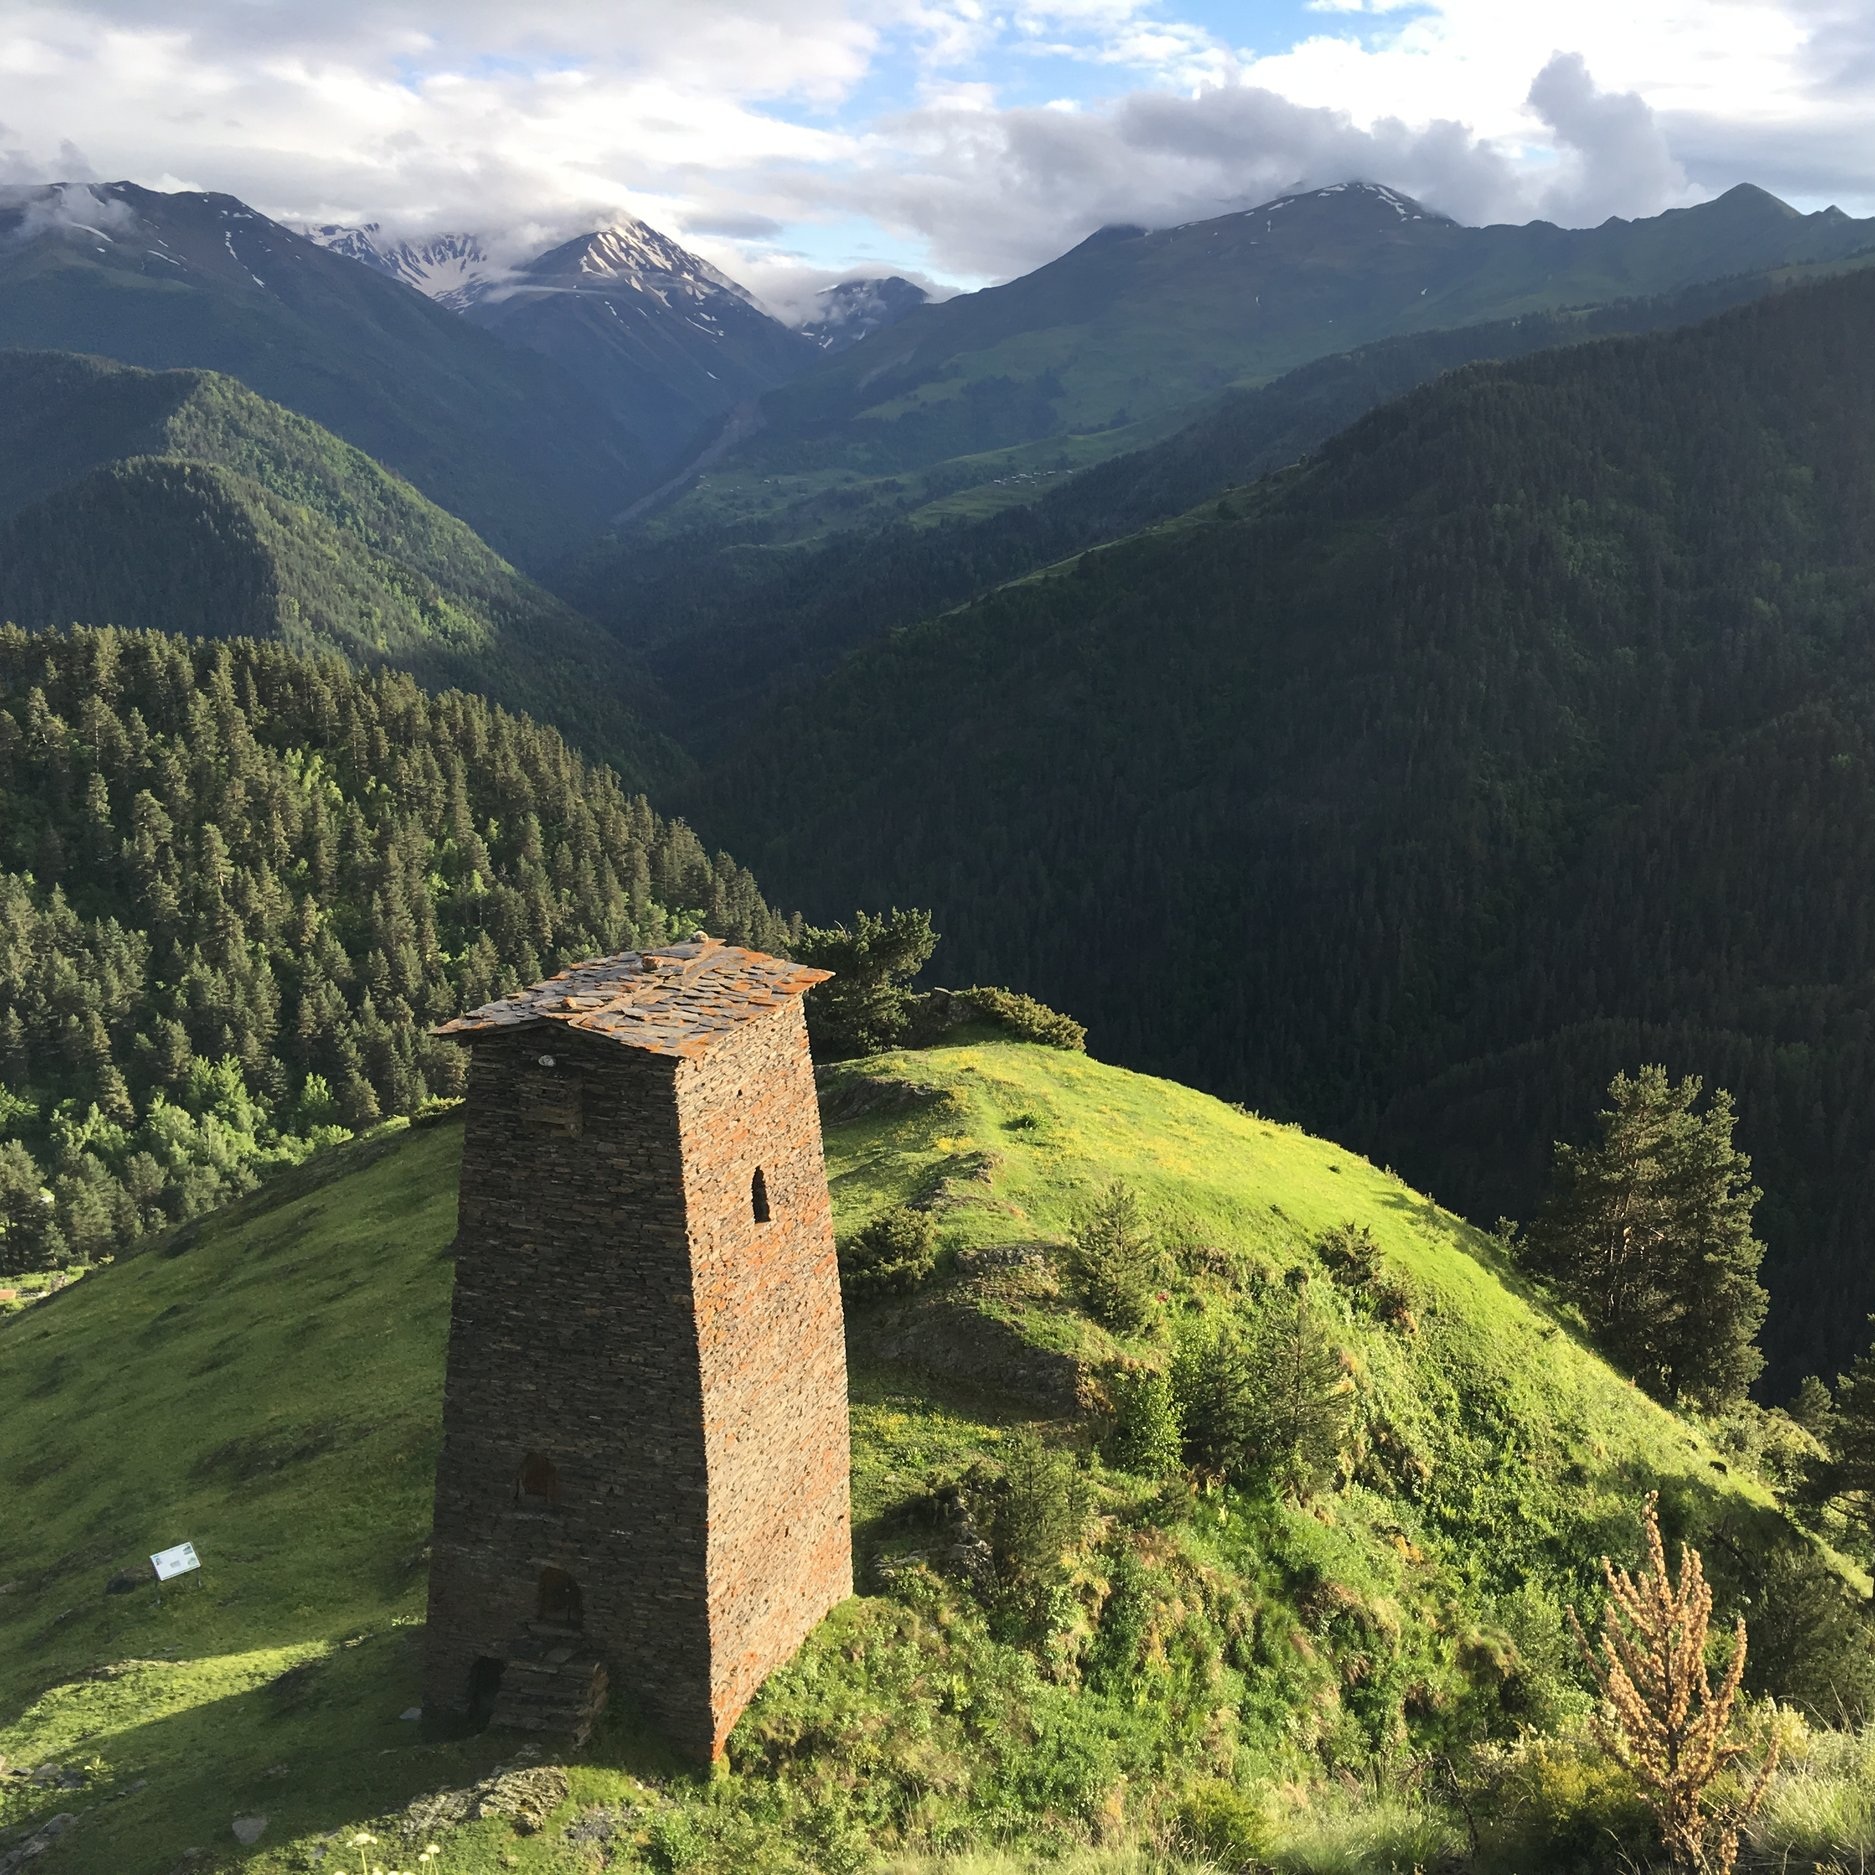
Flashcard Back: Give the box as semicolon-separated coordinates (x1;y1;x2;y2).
0;1044;1767;1872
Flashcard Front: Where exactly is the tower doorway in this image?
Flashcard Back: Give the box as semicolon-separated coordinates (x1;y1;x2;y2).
538;1565;583;1629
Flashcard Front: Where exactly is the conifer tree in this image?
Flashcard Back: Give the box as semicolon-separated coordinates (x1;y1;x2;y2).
1247;1281;1353;1501
794;908;937;1058
1528;1067;1767;1407
1063;1179;1157;1331
1814;1319;1875;1545
1170;1283;1351;1499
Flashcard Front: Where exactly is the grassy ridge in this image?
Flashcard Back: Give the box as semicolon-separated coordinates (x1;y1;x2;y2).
0;1043;1775;1871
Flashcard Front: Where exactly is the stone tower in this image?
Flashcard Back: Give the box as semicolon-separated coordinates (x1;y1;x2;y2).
421;935;851;1761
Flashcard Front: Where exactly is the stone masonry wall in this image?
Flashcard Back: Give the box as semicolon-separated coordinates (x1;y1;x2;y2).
674;999;852;1751
423;1028;717;1749
423;996;851;1761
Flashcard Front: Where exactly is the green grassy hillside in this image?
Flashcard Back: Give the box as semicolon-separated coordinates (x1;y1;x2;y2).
0;354;673;776
0;1039;1807;1874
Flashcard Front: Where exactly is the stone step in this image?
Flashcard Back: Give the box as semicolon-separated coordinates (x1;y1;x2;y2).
488;1645;608;1749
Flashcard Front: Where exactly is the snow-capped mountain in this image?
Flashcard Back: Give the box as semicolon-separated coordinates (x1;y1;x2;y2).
0;182;659;564
304;225;500;310
516;219;766;309
797;276;929;353
303;210;815;465
1240;180;1455;227
459;219;813;460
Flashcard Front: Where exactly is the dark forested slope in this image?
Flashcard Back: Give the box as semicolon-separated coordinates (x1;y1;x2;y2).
0;352;672;778
0;626;785;1274
694;267;1875;1385
572;264;1841;748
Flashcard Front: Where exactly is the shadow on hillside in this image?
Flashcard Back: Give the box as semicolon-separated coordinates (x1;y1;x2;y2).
5;1619;705;1870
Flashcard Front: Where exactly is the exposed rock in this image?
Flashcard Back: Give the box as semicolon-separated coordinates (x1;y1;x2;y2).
398;1758;570;1840
0;1815;79;1874
956;1243;1056;1275
816;1072;949;1126
474;1764;570;1833
231;1815;267;1845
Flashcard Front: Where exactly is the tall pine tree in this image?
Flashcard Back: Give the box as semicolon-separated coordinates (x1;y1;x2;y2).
1527;1067;1767;1406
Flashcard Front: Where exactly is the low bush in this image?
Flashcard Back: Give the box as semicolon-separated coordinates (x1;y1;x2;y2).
1470;1732;1654;1875
960;985;1088;1052
1317;1221;1383;1288
840;1205;940;1299
1175;1778;1272;1870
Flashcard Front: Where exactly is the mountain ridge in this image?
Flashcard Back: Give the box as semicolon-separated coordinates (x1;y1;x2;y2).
636;178;1875;545
0;181;649;566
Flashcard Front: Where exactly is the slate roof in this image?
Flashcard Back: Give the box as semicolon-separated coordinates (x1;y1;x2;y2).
434;936;830;1060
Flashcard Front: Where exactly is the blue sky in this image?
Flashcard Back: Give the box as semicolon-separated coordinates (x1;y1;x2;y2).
2;0;1870;310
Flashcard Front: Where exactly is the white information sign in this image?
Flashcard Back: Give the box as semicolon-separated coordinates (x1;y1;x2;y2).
150;1541;201;1582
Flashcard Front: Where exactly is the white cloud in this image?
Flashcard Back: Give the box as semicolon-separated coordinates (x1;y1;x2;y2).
1527;51;1688;224
0;0;1868;295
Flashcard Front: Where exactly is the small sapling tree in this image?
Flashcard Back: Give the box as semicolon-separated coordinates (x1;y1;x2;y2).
1169;1284;1351;1499
969;1431;1093;1629
1063;1179;1157;1331
1248;1283;1354;1501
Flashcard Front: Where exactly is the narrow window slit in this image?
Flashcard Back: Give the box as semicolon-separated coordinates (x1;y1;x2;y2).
517;1451;559;1505
751;1167;771;1224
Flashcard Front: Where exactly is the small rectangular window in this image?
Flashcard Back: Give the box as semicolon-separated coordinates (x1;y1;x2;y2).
520;1069;582;1138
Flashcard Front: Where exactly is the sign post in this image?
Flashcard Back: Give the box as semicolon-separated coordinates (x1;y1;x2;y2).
150;1541;200;1605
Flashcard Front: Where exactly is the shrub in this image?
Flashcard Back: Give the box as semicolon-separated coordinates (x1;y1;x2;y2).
1064;1181;1158;1332
1472;1732;1654;1875
1317;1220;1383;1287
965;1431;1093;1625
1087;1547;1156;1691
960;985;1087;1052
840;1205;940;1299
1106;1367;1184;1476
1175;1779;1271;1870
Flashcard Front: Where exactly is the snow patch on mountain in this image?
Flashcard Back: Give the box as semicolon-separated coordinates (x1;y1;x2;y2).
304;225;501;309
1245;181;1453;226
